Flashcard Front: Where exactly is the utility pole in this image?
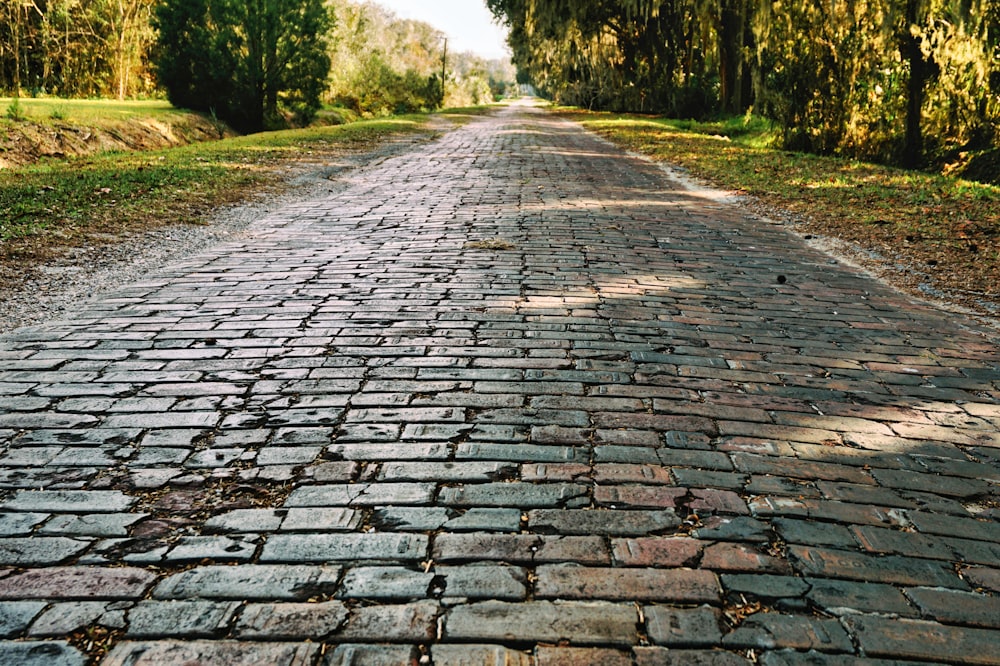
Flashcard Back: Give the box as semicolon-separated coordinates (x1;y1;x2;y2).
440;38;447;107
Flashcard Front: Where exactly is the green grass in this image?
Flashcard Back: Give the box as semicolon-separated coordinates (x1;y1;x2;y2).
0;97;186;124
0;116;430;250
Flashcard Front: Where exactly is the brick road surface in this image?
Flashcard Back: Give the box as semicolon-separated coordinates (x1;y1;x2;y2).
1;100;999;665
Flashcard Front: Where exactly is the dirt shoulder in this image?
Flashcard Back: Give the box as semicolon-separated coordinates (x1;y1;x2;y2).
0;112;228;168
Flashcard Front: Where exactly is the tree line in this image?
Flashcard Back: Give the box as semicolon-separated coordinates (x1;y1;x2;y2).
487;0;1000;168
0;0;515;132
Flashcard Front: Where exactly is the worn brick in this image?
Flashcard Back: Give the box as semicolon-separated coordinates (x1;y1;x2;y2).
153;565;341;600
431;644;533;665
611;537;704;567
723;613;853;652
102;640;318;666
261;533;427;563
126;600;239;638
323;644;421;666
0;641;87;666
904;587;1000;628
528;509;679;535
701;542;791;574
845;616;1000;665
536;646;631;665
0;567;156;600
284;483;436;507
721;574;811;599
0;537;90;565
595;485;688;509
645;605;723;647
806;579;917;617
439;483;589;508
433;534;610;565
445;600;638;646
789;545;965;588
756;650;926;665
0;490;133;513
634;647;751;665
963;565;1000;593
234;601;349;639
772;518;856;549
535;565;719;602
26;601;127;636
0;601;46;637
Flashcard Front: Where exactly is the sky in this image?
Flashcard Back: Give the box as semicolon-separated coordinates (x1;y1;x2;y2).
371;1;511;61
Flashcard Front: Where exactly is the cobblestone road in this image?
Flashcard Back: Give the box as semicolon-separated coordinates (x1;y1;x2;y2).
1;101;1000;665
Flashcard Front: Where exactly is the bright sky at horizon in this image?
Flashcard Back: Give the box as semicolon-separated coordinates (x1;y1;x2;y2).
371;1;511;61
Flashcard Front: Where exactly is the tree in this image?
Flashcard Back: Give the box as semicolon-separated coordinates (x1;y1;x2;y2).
105;0;157;100
154;0;332;132
489;0;1000;168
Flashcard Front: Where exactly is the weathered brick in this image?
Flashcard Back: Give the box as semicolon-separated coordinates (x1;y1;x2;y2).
720;574;810;599
0;601;46;637
593;464;673;484
332;601;439;642
260;532;428;563
0;490;133;513
126;600;239;638
0;567;156;600
851;525;956;560
102;640;318;666
611;537;704;567
645;605;723;647
755;649;925;665
634;647;751;665
284;483;436;507
845;615;1000;665
445;600;638;646
457;442;588;463
528;509;679;535
26;601;127;636
535;565;719;602
701;543;791;574
164;535;257;563
323;644;421;666
904;587;1000;628
772;518;856;549
153;565;342;600
439;483;589;508
963;565;1000;593
536;646;632;665
0;537;90;565
688;488;750;515
595;485;687;508
234;601;349;639
433;534;610;565
789;544;966;588
379;461;515;482
0;641;87;666
723;613;853;652
431;644;533;665
806;579;917;617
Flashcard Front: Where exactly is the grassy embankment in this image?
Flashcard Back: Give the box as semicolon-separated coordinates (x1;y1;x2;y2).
0;98;445;260
561;109;1000;312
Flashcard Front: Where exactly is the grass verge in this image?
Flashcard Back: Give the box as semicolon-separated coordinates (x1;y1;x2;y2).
561;109;1000;316
0;116;431;259
3;97;184;123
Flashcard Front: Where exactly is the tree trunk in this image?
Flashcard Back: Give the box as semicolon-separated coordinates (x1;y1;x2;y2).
717;0;742;114
901;0;926;167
